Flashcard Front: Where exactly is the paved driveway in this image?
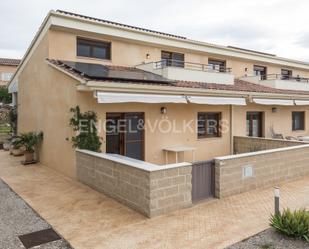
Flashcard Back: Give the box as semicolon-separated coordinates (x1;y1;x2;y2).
1;151;309;249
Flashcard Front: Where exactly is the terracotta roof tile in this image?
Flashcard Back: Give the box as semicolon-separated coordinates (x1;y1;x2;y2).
173;80;309;95
0;58;21;66
56;10;187;40
47;59;309;96
46;59;172;85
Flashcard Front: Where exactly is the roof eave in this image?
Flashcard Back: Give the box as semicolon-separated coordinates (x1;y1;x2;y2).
83;80;309;99
46;60;87;84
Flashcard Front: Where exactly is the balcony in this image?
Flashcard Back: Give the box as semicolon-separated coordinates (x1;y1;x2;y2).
242;74;309;91
136;59;235;85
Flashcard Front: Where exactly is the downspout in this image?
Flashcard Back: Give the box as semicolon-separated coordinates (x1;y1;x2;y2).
230;105;234;155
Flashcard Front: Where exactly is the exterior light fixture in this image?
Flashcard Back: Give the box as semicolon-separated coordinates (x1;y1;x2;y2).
274;186;280;215
272;107;277;113
245;68;248;72
160;107;167;114
146;53;150;59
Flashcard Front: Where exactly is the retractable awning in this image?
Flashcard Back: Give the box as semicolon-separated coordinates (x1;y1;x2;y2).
187;96;246;105
294;100;309;106
253;98;294;106
96;92;188;104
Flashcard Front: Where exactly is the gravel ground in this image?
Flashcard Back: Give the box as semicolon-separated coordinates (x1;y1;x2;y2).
0;179;73;249
226;228;309;249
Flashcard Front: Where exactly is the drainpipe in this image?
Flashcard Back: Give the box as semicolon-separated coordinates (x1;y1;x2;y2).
230;105;233;154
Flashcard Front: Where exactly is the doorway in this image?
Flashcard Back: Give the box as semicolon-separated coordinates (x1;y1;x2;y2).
246;112;263;137
106;112;144;160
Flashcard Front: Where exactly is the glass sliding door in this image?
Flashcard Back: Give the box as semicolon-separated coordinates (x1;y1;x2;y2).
106;112;144;160
246;112;263;137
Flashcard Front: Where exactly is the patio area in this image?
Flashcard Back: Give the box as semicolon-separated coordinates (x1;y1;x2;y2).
1;150;309;249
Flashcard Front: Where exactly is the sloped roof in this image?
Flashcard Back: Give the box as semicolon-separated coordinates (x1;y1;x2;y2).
56;10;187;40
46;59;309;96
0;58;21;66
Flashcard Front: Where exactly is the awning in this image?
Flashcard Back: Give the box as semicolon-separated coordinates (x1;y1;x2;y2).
96;92;188;104
187;96;246;105
295;100;309;106
253;98;294;106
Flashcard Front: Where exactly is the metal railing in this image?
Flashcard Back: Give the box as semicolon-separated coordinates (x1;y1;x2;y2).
153;59;232;73
262;74;309;83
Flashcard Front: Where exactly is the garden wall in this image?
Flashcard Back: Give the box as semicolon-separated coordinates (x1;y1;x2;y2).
215;143;309;198
76;150;192;217
233;136;305;154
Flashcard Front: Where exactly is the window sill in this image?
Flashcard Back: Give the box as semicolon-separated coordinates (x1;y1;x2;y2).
76;56;112;62
197;136;222;141
292;129;305;132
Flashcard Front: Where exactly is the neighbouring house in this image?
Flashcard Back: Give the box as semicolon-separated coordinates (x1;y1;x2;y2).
8;10;309;217
0;58;20;87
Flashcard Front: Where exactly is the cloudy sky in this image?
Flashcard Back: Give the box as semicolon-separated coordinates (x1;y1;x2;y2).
1;0;309;61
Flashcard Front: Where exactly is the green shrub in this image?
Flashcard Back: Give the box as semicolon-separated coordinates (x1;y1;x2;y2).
270;208;309;241
17;132;43;152
69;106;101;152
0;87;12;104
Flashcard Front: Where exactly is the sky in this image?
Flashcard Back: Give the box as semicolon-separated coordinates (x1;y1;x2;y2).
1;0;309;61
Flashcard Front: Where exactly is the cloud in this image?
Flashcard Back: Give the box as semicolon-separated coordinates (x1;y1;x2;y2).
295;33;309;48
1;0;309;62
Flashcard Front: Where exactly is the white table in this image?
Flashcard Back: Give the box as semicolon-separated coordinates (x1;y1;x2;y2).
163;146;196;164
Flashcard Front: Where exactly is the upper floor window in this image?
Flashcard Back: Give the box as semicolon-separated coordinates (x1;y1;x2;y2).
292;111;305;131
1;72;13;81
208;59;226;72
197;112;221;138
253;65;267;80
281;69;292;80
77;38;111;60
161;51;184;67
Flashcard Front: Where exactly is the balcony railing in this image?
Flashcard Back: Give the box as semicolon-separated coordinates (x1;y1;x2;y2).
153;59;232;73
262;74;309;83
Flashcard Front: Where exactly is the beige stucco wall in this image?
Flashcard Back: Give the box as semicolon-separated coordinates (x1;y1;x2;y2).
18;32;79;177
17;31;232;177
0;65;17;86
232;103;309;138
76;91;232;165
48;28;309;79
16;26;309;179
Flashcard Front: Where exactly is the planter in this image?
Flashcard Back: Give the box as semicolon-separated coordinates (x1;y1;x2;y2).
24;151;35;163
11;148;24;156
3;142;10;151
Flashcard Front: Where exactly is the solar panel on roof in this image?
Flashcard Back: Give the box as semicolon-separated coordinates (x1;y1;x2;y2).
64;61;109;78
62;61;172;83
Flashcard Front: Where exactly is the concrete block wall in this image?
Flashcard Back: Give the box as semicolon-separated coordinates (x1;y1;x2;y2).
149;167;192;217
234;136;305;154
76;150;192;217
215;144;309;198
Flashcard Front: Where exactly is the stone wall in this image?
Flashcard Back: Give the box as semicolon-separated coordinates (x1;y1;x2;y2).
234;136;305;154
76;150;192;218
215;144;309;198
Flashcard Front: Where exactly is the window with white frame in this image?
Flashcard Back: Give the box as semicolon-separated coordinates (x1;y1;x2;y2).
1;72;14;81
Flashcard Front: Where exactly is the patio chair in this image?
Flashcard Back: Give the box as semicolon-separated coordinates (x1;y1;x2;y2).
272;134;284;139
269;126;284;139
